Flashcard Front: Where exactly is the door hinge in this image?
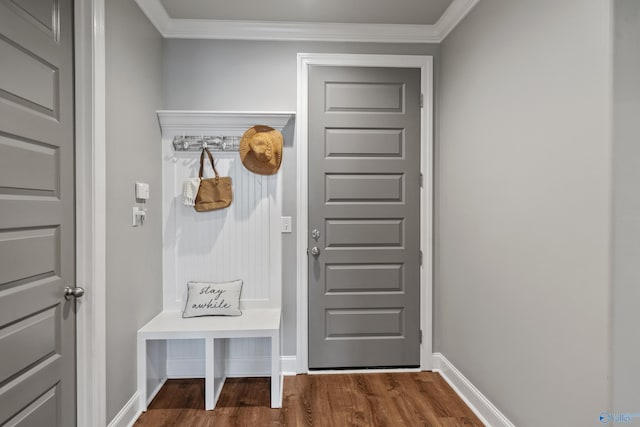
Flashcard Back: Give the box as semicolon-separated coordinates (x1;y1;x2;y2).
420;173;423;188
419;329;423;344
420;93;424;108
420;250;423;266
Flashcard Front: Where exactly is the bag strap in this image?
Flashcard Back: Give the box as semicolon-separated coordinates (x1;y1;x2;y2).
199;147;220;181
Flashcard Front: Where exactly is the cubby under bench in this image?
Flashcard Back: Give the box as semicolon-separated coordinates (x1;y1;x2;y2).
137;308;282;411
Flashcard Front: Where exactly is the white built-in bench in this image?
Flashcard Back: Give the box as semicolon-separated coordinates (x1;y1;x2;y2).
136;110;294;413
137;308;282;410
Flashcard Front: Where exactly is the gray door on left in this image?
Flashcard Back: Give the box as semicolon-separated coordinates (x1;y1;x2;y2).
0;0;77;425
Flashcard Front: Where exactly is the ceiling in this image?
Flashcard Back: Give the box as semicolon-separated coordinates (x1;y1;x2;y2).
159;0;455;26
135;0;479;43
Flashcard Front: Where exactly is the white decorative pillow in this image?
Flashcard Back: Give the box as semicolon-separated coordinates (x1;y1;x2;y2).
182;280;243;318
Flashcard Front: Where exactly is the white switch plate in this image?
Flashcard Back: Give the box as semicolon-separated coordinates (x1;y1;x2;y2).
135;182;149;200
132;207;146;227
281;216;292;233
132;207;141;226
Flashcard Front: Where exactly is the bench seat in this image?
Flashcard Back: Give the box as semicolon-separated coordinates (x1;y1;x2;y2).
137;308;282;411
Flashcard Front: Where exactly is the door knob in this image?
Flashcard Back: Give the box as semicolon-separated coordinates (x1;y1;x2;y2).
64;286;85;300
310;246;320;257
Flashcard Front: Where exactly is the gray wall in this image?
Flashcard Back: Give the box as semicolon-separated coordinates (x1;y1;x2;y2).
438;1;611;426
612;0;640;415
163;40;440;356
105;1;164;422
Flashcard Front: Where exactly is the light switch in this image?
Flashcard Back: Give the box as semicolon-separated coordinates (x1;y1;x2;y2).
132;207;146;227
135;182;150;200
281;216;292;233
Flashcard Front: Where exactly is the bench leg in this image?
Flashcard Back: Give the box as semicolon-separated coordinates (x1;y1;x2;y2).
205;337;215;410
270;333;282;408
205;337;227;411
137;335;147;413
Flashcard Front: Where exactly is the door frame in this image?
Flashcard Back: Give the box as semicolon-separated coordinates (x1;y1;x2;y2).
75;0;107;425
296;53;433;373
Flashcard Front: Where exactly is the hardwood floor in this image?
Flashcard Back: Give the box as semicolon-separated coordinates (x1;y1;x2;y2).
134;372;483;426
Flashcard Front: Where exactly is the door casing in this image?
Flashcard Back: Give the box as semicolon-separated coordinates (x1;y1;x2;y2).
75;0;107;425
296;53;434;373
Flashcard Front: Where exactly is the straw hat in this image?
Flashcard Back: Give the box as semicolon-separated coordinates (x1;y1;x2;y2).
239;125;283;175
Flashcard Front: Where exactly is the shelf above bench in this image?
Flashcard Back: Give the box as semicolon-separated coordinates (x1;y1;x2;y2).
157;110;295;136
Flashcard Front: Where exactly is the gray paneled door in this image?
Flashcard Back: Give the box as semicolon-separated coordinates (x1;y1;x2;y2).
0;0;76;425
308;66;421;369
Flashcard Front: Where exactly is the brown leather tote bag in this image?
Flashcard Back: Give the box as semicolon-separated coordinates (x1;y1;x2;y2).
194;147;232;212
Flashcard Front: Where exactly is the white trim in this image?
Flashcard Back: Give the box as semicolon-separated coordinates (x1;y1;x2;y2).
432;353;515;427
146;378;167;406
134;0;478;43
165;19;440;44
295;53;433;374
106;392;141;427
281;356;298;376
433;0;480;40
166;357;272;378
75;0;107;426
133;0;170;35
166;358;206;379
157;110;295;135
226;357;275;378
165;355;298;378
308;368;421;375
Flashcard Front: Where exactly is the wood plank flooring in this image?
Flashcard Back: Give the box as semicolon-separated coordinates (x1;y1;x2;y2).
134;372;483;426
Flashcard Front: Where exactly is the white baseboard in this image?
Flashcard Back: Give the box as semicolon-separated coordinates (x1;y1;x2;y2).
432;353;515;427
308;368;421;375
107;392;141;427
225;357;271;377
166;358;205;378
167;355;298;378
146;378;167;406
281;356;297;376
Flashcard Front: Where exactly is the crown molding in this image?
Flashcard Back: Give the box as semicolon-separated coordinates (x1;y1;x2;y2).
135;0;170;34
157;110;295;135
135;0;480;43
164;19;442;43
433;0;480;40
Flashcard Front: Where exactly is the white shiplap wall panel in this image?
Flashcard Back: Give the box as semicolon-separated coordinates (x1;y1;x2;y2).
171;152;274;307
